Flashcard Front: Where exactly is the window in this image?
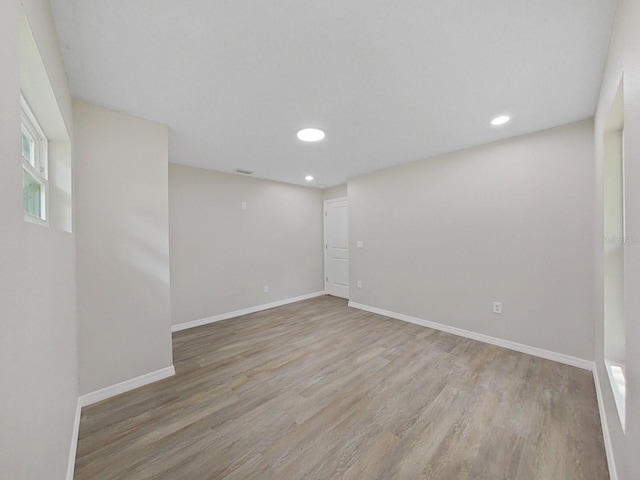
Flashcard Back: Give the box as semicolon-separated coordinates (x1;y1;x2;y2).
21;95;48;224
603;78;625;432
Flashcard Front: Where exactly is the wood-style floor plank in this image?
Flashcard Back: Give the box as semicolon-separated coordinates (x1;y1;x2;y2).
74;295;608;479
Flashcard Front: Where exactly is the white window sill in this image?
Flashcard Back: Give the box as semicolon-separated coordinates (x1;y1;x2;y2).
24;213;48;227
605;359;626;433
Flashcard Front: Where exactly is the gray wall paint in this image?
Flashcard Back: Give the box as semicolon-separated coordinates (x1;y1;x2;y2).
349;120;595;361
74;100;173;395
323;184;347;200
593;1;640;478
169;164;324;326
0;1;78;479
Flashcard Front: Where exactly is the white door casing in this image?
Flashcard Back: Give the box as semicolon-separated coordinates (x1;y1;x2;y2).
324;198;349;299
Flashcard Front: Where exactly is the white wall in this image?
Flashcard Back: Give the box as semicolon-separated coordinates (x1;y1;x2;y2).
349;120;594;361
74;100;173;395
593;0;640;478
169;164;324;326
0;0;78;479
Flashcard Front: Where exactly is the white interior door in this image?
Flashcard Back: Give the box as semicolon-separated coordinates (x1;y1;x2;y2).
324;198;349;298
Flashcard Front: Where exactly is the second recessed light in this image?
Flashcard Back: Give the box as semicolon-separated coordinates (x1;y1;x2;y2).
491;115;511;126
297;128;325;142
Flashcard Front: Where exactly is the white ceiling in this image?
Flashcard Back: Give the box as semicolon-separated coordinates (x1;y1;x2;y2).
50;0;617;188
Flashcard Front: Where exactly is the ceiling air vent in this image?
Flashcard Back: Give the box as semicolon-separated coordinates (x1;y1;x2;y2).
236;169;254;175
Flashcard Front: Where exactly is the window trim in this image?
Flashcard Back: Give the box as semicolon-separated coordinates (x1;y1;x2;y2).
21;94;49;225
603;76;626;433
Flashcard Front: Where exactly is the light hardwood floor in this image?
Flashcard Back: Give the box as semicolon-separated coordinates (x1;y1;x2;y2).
74;295;608;479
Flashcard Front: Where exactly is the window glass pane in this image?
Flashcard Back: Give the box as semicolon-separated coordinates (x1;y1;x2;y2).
23;169;42;218
22;126;35;167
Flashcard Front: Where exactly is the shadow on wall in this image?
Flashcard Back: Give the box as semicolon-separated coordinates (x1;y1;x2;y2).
120;211;171;289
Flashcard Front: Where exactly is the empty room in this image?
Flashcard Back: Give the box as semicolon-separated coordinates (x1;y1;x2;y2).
1;0;639;479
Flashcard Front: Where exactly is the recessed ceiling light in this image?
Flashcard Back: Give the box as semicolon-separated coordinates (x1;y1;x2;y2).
491;115;511;126
297;128;325;142
305;175;314;181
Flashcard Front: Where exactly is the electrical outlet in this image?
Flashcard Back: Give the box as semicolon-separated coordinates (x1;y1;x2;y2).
357;280;362;288
242;202;247;210
263;285;269;294
357;240;364;248
492;302;502;314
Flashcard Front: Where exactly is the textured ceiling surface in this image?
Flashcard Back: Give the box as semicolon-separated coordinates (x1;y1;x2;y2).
51;0;617;187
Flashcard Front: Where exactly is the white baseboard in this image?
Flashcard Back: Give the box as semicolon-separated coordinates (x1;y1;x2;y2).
348;302;593;370
79;365;176;407
593;363;618;480
172;291;326;333
66;398;81;480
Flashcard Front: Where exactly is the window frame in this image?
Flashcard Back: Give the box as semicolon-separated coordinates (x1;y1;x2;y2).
21;94;49;225
603;77;626;433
